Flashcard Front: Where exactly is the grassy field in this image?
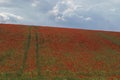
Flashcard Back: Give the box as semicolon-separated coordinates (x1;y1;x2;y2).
0;24;120;80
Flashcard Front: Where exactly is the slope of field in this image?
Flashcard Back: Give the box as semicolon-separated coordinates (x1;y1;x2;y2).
0;24;120;80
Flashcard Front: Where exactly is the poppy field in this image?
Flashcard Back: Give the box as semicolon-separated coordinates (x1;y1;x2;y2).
0;24;120;80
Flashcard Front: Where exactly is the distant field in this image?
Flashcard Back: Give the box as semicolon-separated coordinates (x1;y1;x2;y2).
0;24;120;80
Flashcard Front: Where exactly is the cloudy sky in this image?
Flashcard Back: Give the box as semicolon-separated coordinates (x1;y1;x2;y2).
0;0;120;31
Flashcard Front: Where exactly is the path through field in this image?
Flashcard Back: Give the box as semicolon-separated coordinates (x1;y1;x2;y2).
18;27;42;78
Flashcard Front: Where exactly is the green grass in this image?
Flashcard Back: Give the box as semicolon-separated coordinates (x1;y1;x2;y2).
0;49;15;65
1;74;120;80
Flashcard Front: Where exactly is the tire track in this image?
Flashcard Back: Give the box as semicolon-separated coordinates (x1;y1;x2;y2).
34;27;42;77
97;32;120;53
18;27;32;76
97;32;120;47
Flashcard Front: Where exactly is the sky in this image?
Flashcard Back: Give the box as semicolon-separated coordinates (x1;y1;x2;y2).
0;0;120;31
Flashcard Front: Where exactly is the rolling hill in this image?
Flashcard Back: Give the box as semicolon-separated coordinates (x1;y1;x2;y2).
0;24;120;80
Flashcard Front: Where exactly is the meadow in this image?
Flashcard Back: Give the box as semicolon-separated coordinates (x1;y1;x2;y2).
0;24;120;80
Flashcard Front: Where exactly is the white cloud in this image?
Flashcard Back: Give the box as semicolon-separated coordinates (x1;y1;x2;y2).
50;0;82;21
0;12;23;23
85;17;92;21
109;8;117;12
49;0;93;22
31;0;40;7
0;0;10;3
